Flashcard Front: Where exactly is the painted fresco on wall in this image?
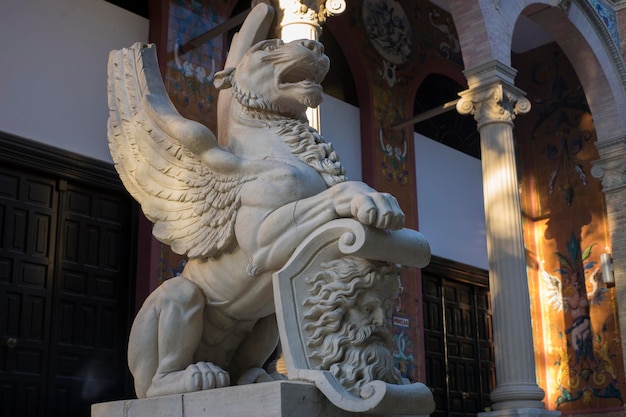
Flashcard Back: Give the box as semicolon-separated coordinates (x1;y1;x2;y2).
514;43;625;413
419;4;462;66
165;0;230;132
338;0;463;198
377;89;411;186
539;234;622;409
362;0;412;87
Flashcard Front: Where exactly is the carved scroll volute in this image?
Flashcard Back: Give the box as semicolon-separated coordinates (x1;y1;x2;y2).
457;83;531;129
591;136;626;191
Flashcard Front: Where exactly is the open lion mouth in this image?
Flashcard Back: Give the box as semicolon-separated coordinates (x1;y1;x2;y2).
278;59;328;88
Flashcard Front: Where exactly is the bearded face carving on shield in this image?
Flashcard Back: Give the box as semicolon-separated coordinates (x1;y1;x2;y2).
302;256;403;395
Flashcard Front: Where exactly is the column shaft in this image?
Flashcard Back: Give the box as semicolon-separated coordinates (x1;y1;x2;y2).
457;63;556;415
479;121;546;410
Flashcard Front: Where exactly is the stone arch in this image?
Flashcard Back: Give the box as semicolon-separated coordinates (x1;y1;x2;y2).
448;0;519;68
411;72;479;158
520;1;626;142
450;0;626;142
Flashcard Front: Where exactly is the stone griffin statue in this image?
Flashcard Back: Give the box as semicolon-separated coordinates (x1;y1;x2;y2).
107;3;408;400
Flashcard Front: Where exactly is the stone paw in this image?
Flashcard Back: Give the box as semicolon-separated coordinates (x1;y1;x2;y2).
185;362;231;391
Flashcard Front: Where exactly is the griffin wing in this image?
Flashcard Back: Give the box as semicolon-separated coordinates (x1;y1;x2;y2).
107;43;249;259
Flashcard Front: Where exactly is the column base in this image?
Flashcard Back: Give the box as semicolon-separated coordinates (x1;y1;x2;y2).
490;382;547;410
479;408;560;417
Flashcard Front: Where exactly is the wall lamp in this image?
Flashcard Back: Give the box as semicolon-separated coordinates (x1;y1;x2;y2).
601;252;615;288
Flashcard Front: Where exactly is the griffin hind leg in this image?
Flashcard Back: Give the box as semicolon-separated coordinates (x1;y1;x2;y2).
128;276;230;398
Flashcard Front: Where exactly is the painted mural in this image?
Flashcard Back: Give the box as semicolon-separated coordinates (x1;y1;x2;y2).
165;0;230;132
514;43;625;413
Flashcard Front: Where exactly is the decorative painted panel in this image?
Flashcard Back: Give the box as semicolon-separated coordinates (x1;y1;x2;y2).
514;43;625;413
165;0;231;133
587;0;620;50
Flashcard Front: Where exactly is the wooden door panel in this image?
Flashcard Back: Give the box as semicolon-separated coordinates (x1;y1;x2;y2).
422;275;447;417
475;288;495;407
48;184;132;416
423;270;493;416
1;163;134;417
0;170;57;417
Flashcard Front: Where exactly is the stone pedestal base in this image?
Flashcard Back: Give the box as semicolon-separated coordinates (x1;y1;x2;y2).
479;408;560;417
92;381;431;417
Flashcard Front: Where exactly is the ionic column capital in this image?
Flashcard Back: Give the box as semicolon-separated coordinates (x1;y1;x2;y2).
270;0;346;37
456;60;530;129
591;136;626;192
457;82;531;129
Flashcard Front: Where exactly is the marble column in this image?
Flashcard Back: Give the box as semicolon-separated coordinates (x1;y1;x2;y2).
457;61;559;416
270;0;346;131
591;136;626;383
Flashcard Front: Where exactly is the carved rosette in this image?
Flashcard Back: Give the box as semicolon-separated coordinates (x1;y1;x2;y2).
591;136;626;191
273;0;346;33
457;83;531;129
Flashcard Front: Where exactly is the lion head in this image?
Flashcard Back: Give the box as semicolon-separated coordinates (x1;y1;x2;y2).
214;38;330;119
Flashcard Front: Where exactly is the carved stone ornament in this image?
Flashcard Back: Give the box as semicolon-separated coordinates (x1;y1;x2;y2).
107;2;428;410
591;136;626;191
274;0;346;30
274;218;435;414
457;83;531;128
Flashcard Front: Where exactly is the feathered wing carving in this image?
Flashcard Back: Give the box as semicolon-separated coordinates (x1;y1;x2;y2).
107;43;249;259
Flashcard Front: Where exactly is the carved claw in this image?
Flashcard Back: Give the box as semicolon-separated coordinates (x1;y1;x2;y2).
188;361;230;390
145;362;230;397
333;183;405;230
349;191;405;230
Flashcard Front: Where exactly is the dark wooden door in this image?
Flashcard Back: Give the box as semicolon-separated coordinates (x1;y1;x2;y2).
47;180;134;416
0;169;58;417
423;265;495;417
0;161;135;417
